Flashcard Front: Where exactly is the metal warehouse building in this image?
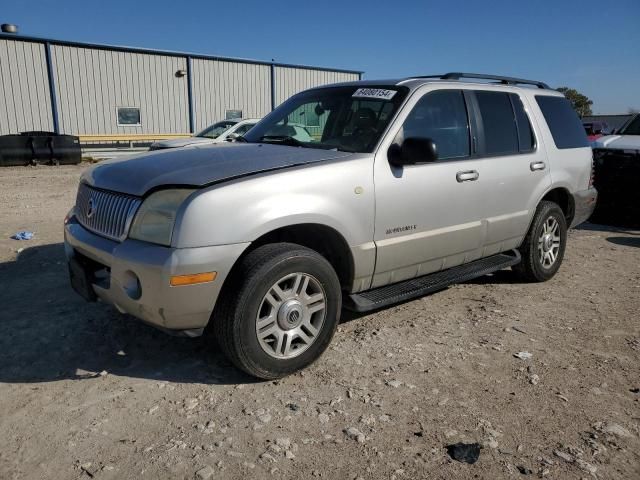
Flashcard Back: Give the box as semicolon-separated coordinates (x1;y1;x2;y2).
0;33;362;140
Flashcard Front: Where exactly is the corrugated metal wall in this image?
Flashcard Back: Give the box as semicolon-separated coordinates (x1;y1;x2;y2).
50;45;190;135
192;59;270;132
0;36;362;137
274;67;359;106
0;39;53;134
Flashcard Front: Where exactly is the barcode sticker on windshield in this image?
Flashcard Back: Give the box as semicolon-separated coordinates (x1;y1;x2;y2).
352;88;397;100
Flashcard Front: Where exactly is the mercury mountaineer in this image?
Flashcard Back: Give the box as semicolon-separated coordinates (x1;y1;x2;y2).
65;73;597;379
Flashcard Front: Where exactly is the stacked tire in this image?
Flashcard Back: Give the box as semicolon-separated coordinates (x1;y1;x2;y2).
0;132;81;166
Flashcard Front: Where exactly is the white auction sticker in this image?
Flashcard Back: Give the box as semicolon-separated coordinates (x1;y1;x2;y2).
352;88;397;100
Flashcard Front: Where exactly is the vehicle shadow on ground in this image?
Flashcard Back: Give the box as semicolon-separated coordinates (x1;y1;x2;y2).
607;236;640;248
0;243;256;386
577;222;640;235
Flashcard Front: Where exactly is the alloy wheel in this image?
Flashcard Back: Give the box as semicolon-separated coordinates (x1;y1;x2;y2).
538;216;561;269
255;272;326;359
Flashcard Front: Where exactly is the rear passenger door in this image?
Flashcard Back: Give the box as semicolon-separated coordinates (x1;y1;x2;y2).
466;89;551;254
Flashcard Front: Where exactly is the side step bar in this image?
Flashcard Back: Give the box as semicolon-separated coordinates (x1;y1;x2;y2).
345;250;521;312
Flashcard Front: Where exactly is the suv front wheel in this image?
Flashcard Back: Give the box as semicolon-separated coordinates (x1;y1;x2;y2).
214;243;342;379
514;200;567;282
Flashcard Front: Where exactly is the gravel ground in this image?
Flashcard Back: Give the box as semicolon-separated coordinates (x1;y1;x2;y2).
0;164;639;480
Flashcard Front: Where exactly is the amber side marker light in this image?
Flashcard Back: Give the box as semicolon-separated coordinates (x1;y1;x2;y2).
170;272;217;286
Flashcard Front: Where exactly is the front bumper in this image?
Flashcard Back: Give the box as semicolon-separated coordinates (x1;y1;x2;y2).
64;216;249;334
571;187;598;228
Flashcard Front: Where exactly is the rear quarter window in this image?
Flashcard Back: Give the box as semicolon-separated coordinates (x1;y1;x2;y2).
535;96;589;149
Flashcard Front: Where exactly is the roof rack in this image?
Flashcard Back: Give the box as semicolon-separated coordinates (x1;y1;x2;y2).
415;72;550;89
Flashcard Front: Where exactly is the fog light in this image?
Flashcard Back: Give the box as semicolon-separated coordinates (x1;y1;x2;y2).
170;272;217;287
64;208;75;225
122;270;142;299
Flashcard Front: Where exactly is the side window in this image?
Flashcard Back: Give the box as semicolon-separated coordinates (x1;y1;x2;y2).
475;91;518;155
535;96;589;149
234;123;254;135
510;94;535;152
400;90;470;160
620;115;640;135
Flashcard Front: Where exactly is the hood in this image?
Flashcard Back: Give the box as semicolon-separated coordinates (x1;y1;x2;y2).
593;135;640;150
151;137;216;148
82;143;353;196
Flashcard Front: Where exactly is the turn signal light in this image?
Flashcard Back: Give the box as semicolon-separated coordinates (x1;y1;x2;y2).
170;271;217;286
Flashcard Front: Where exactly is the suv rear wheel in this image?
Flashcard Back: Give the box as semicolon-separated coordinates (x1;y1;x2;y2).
214;243;342;379
514;201;567;282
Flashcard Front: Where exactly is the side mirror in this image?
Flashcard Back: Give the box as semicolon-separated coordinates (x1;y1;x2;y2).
388;137;438;166
226;133;239;142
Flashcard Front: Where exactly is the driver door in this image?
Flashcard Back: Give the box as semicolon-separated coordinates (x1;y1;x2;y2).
371;88;485;288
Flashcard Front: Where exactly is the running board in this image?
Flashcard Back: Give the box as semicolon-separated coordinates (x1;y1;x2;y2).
345;250;521;312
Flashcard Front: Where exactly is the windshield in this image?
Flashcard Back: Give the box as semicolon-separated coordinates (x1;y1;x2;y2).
196;121;236;139
243;86;409;152
620;115;640;135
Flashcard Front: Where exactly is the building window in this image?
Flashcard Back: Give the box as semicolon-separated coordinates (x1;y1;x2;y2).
226;109;243;120
117;107;141;126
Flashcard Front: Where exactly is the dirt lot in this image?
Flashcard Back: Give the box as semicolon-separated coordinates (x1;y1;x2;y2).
0;164;639;480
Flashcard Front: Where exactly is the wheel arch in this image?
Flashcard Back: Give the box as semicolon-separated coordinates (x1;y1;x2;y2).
220;223;355;296
519;186;574;250
539;186;575;226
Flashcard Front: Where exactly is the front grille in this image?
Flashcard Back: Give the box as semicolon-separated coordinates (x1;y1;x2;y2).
75;183;141;241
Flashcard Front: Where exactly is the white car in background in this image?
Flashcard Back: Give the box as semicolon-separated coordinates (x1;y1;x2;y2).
149;118;259;150
593;114;640;150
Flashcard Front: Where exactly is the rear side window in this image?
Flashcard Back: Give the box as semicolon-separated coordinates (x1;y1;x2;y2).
234;123;254;135
400;90;470;160
475;91;519;155
510;94;535;152
535;96;589;149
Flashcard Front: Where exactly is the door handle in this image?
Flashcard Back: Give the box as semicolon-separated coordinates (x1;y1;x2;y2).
456;170;479;182
530;161;546;171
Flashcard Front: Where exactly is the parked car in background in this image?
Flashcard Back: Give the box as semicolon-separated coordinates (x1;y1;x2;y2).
149;118;259;150
590;113;640;226
65;73;597;379
593;113;640;150
582;120;610;142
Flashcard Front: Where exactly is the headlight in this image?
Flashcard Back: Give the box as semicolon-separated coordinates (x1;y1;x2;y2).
129;189;195;246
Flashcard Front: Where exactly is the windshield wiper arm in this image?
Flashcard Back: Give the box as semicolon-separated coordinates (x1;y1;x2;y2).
259;135;305;147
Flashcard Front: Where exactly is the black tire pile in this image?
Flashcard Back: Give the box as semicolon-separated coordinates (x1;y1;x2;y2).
0;131;81;166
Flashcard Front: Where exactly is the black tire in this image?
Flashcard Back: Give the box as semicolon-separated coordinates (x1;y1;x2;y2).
514;201;567;282
213;243;342;379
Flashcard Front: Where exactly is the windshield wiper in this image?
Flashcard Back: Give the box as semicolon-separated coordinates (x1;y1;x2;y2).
259;135;305;147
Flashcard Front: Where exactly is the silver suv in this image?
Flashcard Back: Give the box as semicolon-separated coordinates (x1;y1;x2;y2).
65;72;597;379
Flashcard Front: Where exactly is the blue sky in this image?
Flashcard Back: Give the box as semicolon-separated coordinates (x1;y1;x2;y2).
3;0;639;113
